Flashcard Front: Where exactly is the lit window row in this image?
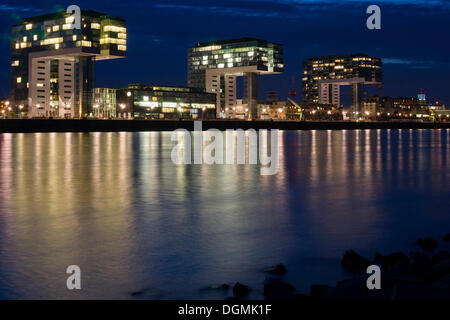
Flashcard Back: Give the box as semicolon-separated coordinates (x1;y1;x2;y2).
103;25;126;33
40;37;63;45
100;38;127;45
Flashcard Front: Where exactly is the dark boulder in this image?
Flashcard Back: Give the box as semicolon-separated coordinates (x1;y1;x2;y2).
421;237;438;251
326;277;389;301
391;283;437;301
264;264;287;275
373;252;384;265
264;281;296;300
382;252;410;271
410;252;432;277
431;251;450;266
233;282;249;297
341;250;370;272
200;284;230;292
310;284;335;300
431;258;450;281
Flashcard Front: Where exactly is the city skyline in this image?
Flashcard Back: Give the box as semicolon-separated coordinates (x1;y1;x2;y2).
0;0;449;106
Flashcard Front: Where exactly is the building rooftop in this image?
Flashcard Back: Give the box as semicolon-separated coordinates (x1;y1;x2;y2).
17;10;125;25
194;37;281;47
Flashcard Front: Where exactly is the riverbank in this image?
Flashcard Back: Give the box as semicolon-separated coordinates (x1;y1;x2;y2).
1;119;450;133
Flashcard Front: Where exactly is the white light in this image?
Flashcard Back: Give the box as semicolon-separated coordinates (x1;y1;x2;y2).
127;91;131;97
5;101;10;106
278;108;282;113
119;104;126;109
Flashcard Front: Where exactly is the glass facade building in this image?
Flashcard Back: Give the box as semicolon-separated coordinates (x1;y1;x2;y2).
116;85;216;119
302;54;382;103
11;10;126;118
188;38;283;119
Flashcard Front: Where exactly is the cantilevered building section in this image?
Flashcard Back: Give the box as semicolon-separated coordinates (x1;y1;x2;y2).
11;10;126;118
188;38;283;119
302;54;382;116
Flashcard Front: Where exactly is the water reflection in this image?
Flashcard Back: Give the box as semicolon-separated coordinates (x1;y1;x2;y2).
0;130;449;299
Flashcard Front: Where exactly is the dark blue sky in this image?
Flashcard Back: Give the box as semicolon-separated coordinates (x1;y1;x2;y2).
1;0;449;105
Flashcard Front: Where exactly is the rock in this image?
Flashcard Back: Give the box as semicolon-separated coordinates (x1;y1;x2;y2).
431;258;450;281
341;250;370;272
233;282;249;297
432;274;450;290
410;252;432;277
391;283;438;301
431;251;450;266
326;277;389;301
264;264;287;275
382;252;410;271
264;281;296;300
310;284;334;300
225;296;241;301
373;252;384;265
200;284;230;292
421;237;438;251
443;234;450;242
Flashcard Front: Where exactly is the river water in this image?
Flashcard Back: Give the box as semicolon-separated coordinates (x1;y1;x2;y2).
0;129;449;299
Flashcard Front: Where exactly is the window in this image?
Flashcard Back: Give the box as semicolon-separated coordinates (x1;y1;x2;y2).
16;77;22;83
33;34;38;41
52;25;60;32
11;60;19;67
26;23;33;30
91;23;100;29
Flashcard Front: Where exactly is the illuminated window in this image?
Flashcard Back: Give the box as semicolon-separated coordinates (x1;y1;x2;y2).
104;25;126;33
118;33;127;39
17;77;22;83
100;38;126;45
37;83;44;87
55;43;60;50
15;43;19;49
25;23;33;30
65;16;74;24
118;45;126;51
23;36;27;42
80;40;92;47
40;37;63;45
91;23;100;29
11;60;19;66
72;35;77;41
20;42;27;48
143;96;149;101
46;27;51;33
33;34;38;41
52;25;60;32
62;24;72;30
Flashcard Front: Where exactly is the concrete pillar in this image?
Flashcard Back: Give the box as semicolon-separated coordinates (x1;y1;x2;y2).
244;72;258;120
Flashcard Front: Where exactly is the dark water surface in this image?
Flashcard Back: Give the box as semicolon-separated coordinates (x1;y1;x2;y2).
0;129;449;299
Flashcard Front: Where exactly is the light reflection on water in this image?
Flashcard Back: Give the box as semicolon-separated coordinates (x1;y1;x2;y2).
0;129;449;299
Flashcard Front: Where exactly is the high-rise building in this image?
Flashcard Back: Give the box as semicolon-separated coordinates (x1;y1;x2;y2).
302;54;382;116
10;10;126;118
188;38;283;119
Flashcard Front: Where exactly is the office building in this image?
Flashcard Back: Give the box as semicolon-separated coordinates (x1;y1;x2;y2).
116;84;216;119
10;10;126;118
188;38;283;119
302;54;382;117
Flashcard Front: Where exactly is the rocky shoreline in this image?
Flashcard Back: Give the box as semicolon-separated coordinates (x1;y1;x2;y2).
205;233;450;301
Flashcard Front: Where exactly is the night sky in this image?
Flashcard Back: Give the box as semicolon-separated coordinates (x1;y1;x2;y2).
1;0;449;105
